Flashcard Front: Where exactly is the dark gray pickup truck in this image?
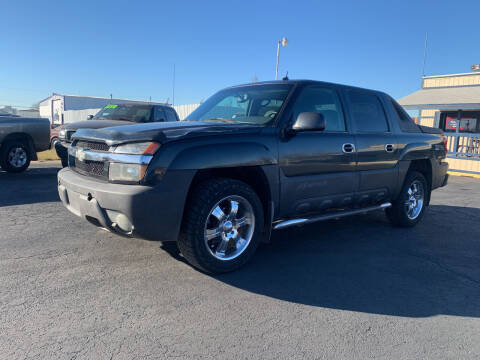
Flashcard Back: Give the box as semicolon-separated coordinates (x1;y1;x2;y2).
58;80;449;273
0;115;50;172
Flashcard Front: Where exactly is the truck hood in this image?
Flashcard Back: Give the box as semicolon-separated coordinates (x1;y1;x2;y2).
72;121;263;145
63;119;132;130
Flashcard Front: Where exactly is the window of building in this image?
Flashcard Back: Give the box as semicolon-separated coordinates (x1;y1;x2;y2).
441;111;480;133
348;90;389;132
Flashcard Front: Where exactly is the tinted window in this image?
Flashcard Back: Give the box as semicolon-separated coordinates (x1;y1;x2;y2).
390;98;420;133
348;91;389;132
94;104;153;122
154;107;166;122
293;87;346;131
165;109;178;122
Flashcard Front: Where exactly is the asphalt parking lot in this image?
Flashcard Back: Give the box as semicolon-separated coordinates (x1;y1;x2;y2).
1;161;480;359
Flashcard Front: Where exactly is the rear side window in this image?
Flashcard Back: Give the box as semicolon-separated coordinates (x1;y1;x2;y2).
390;98;420;133
348;90;389;132
154;107;166;122
165;109;178;122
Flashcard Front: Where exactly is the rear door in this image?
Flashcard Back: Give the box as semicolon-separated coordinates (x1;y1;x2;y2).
278;85;357;217
344;89;399;203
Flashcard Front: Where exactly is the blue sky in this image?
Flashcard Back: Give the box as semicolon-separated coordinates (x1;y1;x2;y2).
1;0;480;108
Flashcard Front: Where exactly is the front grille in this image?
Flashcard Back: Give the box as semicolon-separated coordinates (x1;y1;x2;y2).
73;159;107;177
75;140;110;152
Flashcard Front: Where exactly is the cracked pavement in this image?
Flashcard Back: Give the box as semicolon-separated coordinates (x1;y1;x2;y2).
1;161;480;359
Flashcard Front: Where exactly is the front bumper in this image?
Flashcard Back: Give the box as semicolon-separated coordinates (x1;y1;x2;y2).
57;168;193;241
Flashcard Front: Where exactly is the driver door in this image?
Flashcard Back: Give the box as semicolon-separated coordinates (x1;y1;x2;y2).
278;85;357;218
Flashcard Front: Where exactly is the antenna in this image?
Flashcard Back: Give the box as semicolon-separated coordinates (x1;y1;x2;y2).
172;64;176;106
422;32;428;77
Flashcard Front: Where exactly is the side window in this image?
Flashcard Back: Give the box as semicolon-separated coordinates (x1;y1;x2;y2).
348;91;389;132
293;87;346;132
154;107;166;122
165;109;178;122
390;98;420;132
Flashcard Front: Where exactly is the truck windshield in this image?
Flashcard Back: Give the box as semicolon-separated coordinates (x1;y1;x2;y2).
94;104;153;122
186;84;292;125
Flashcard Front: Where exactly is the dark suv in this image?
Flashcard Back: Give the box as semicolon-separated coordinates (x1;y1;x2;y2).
55;103;179;167
57;80;449;273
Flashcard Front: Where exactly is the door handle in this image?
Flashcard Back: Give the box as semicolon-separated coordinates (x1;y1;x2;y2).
385;144;395;152
342;143;355;153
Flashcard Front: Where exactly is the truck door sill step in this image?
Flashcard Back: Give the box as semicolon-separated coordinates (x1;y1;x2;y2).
273;202;392;230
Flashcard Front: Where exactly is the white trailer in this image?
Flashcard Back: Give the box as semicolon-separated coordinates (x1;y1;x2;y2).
39;94;166;125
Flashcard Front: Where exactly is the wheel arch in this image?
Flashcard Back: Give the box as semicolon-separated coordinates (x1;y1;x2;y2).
1;132;38;160
183;165;276;243
405;159;433;205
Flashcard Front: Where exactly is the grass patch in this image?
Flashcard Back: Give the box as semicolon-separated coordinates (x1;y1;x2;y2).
36;149;59;161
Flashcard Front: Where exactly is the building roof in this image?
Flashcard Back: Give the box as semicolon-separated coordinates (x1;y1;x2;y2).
397;85;480;110
38;93;167;106
422;72;480;79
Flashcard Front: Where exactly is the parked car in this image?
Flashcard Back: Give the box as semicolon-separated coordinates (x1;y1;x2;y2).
0;115;50;172
57;80;449;273
55;103;180;167
50;124;64;149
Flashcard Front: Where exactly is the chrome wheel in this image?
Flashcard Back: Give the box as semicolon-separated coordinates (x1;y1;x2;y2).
404;180;424;220
204;195;255;261
8;146;27;168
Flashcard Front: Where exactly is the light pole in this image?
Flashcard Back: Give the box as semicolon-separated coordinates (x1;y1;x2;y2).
275;37;288;80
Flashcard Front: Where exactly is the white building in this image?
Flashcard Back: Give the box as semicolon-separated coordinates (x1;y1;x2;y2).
39;93;166;124
173;103;200;120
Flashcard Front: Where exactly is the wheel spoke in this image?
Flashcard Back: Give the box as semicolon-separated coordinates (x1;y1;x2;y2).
211;206;225;222
235;216;250;228
205;228;221;241
229;200;239;218
215;238;229;257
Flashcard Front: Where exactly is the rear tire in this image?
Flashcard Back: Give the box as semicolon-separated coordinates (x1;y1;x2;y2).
178;178;264;274
386;171;428;227
0;140;31;173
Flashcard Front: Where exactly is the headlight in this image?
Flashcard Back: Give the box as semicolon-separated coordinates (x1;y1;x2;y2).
109;163;147;182
58;129;66;140
112;142;160;155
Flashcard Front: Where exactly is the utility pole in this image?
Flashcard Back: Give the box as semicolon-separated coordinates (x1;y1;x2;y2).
275;37;288;80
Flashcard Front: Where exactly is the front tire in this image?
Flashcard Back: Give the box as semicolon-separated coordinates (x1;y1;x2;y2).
386;171;428;227
178;178;264;274
0;140;31;173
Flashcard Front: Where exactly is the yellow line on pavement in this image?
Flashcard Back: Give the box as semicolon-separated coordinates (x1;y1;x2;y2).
448;171;480;179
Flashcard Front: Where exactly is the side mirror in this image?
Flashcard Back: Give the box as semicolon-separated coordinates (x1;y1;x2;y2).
87;115;94;120
292;112;326;132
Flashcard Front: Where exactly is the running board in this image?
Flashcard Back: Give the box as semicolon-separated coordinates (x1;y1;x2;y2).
273;202;392;230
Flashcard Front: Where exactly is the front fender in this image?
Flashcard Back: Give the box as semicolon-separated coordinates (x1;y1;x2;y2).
168;142;277;170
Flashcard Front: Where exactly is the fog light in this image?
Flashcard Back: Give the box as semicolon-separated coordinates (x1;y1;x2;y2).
105;210;133;233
